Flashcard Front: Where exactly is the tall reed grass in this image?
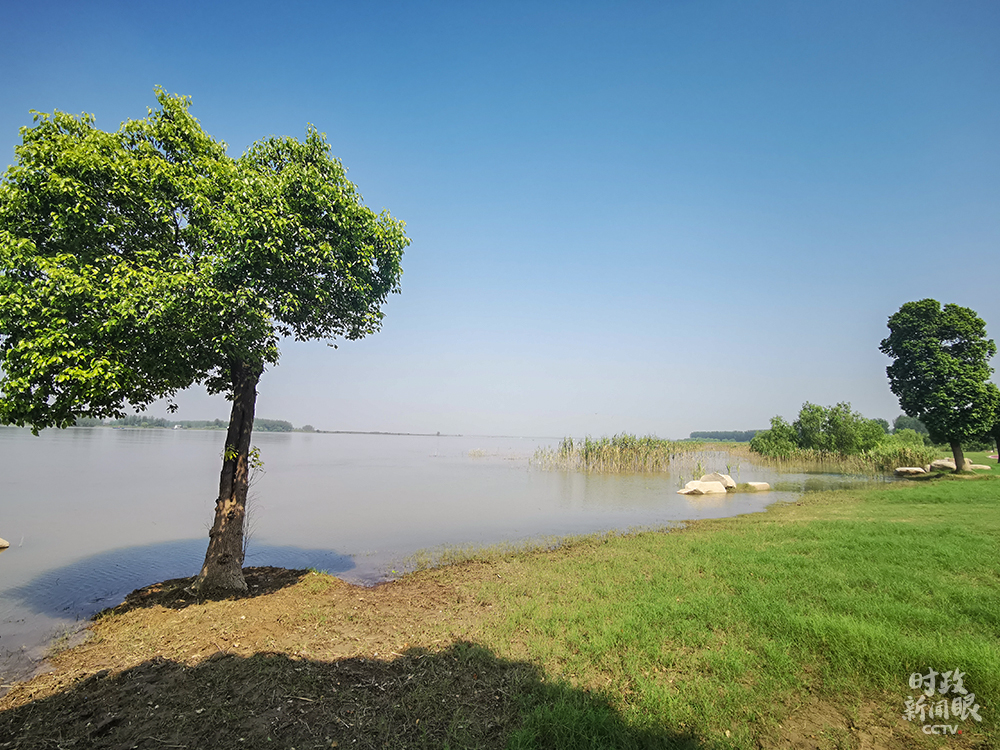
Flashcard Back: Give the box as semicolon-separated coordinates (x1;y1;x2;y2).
532;434;699;473
534;433;939;477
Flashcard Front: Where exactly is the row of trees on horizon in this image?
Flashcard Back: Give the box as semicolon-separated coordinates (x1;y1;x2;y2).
72;416;314;433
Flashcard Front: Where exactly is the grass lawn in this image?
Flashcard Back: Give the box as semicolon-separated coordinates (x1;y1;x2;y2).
471;476;999;748
1;476;997;749
963;449;999;472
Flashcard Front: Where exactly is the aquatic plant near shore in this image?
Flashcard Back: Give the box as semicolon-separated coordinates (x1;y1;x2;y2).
532;434;698;473
535;432;936;477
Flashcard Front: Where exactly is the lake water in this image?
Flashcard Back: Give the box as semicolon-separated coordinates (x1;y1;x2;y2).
0;426;862;686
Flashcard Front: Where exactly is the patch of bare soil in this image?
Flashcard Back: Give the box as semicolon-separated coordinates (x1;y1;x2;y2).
0;565;525;749
105;566;310;615
1;644;542;749
771;695;988;750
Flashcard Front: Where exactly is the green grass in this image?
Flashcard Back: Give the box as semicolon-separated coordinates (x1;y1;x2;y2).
965;449;999;472
466;476;1000;747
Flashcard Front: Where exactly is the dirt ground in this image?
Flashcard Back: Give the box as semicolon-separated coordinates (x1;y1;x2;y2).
0;566;534;749
0;565;986;749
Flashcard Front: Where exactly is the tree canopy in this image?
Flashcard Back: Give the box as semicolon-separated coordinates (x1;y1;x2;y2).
0;90;409;592
0;90;407;428
749;402;887;458
891;414;928;436
879;299;999;471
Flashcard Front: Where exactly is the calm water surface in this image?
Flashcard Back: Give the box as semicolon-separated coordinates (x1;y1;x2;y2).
0;426;866;684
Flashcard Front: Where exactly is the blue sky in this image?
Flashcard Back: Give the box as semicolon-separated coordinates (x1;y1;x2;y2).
3;1;998;437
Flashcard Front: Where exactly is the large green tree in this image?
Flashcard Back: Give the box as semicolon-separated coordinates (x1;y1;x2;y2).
879;299;999;472
0;90;409;594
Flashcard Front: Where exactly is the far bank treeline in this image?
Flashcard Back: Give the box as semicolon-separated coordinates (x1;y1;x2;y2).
72;416;315;433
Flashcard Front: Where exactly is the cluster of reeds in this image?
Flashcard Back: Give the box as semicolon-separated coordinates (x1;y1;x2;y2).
532;434;698;473
727;441;939;475
534;432;939;477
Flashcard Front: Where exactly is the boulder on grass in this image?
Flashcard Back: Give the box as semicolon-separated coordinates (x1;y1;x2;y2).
969;464;991;471
678;480;728;495
894;467;927;477
745;482;771;491
699;472;736;490
929;458;974;471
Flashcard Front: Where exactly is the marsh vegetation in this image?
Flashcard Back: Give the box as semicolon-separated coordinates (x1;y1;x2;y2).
748;402;941;474
532;434;696;473
532;425;945;479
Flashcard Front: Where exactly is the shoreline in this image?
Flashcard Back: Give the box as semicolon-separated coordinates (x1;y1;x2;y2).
2;475;996;748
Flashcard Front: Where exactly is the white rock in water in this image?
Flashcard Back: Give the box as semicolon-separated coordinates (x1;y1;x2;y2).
678;480;728;495
699;472;736;490
894;467;927;476
0;538;9;549
745;482;771;491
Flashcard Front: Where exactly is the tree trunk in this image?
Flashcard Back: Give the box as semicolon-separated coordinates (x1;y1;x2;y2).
950;440;966;474
192;361;261;595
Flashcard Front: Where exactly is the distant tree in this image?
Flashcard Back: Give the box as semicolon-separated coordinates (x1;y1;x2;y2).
300;424;315;433
880;300;999;472
748;416;799;457
816;403;885;454
112;415;173;429
0;90;409;594
688;430;760;442
893;428;927;448
792;402;826;451
254;419;294;433
789;402;885;454
892;415;928;435
751;402;887;457
873;418;890;435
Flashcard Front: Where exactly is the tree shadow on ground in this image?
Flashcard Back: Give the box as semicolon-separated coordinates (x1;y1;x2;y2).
0;642;705;750
2;540;355;618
